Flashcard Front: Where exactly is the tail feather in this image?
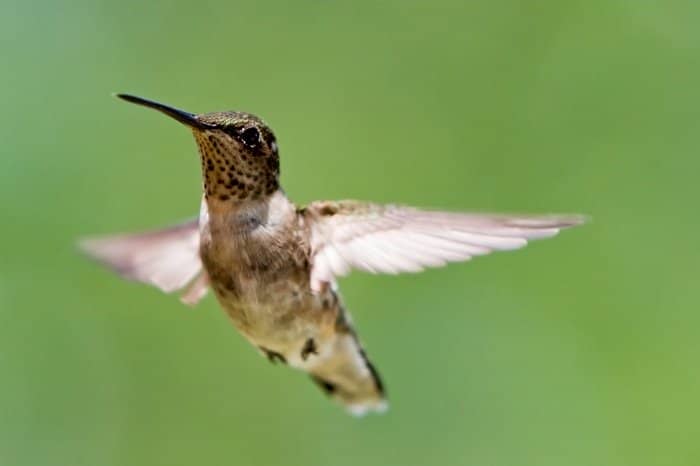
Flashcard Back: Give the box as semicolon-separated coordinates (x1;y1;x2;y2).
309;330;387;416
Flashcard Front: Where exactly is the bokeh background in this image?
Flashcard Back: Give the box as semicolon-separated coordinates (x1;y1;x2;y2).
2;1;699;465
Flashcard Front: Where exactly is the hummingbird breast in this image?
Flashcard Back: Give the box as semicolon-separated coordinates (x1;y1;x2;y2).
198;191;337;362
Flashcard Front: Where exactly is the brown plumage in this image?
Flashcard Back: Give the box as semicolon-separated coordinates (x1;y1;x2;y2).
80;94;584;415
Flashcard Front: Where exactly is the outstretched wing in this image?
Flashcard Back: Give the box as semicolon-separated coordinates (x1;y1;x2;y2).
79;219;208;305
305;201;584;292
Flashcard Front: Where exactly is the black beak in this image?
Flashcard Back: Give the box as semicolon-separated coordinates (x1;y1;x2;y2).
116;94;212;130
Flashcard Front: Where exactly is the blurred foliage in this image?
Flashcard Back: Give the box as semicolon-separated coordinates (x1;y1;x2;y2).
2;1;699;465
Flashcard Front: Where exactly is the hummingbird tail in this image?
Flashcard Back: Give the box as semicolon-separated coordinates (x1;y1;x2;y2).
308;327;387;416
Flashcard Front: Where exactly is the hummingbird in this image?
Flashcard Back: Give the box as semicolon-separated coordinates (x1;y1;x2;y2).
81;94;584;416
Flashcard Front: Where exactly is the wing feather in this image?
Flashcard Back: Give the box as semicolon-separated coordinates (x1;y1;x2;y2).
79;219;207;304
305;201;584;291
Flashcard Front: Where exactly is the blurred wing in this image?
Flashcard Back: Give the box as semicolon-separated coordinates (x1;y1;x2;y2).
306;201;584;291
79;219;208;305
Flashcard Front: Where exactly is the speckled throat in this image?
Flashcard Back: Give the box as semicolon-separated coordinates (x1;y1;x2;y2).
194;128;279;203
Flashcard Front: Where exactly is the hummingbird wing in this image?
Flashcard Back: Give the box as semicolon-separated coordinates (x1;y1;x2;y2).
305;201;584;291
79;219;208;305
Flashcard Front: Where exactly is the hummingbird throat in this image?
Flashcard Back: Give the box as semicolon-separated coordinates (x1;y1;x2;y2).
194;130;279;203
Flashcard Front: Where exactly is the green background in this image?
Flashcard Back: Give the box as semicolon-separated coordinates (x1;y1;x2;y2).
2;1;698;465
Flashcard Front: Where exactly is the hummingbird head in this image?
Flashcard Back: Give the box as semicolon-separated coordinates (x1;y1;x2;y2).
117;94;280;203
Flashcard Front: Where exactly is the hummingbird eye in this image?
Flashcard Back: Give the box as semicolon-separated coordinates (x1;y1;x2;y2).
240;127;260;148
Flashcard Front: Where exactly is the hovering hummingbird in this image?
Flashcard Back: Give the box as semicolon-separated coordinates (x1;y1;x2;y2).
81;94;584;415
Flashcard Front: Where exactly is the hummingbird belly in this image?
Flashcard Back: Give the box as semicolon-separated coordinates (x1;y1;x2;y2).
209;274;386;414
201;237;338;369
